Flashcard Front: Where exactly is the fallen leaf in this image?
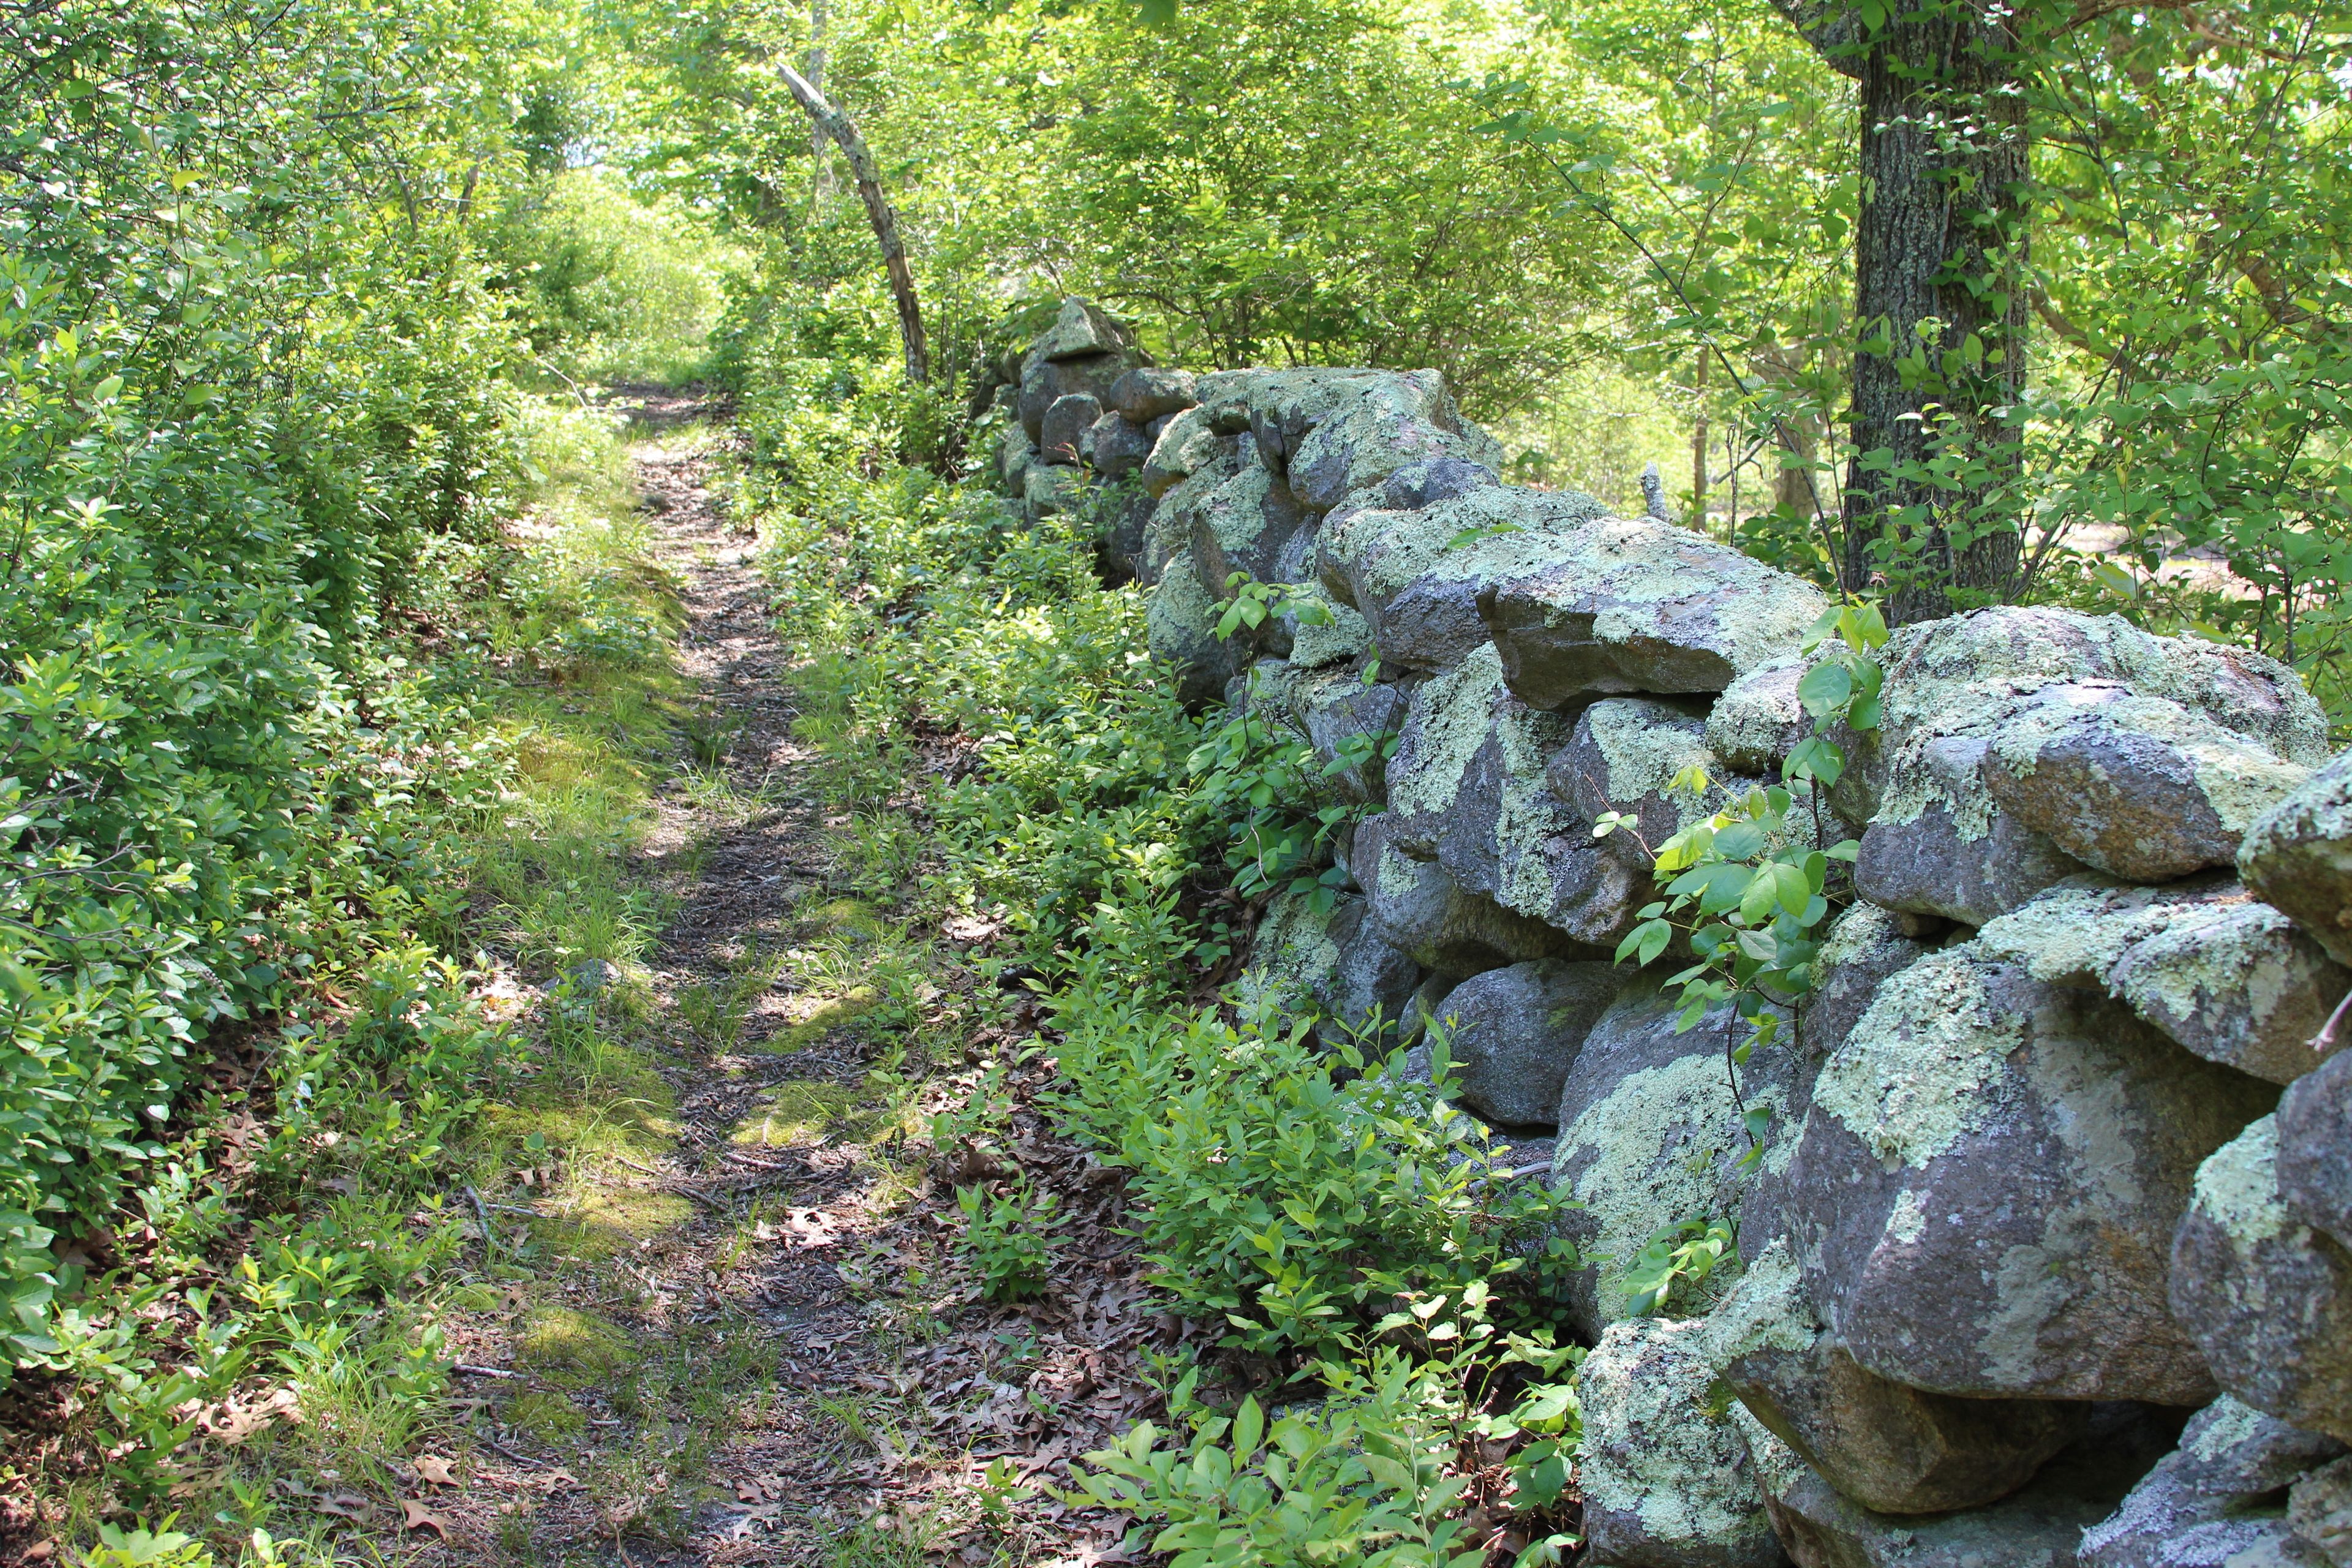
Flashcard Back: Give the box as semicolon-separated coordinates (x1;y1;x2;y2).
315;1491;375;1523
414;1454;459;1487
401;1500;448;1537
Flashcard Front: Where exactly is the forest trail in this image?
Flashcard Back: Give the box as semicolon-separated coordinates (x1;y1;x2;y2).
418;403;1159;1567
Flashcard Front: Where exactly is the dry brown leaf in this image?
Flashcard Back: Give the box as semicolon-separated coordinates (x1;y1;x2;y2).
314;1491;375;1522
401;1499;448;1536
414;1453;459;1487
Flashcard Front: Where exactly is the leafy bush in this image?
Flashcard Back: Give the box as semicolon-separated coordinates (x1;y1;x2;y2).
956;1178;1061;1302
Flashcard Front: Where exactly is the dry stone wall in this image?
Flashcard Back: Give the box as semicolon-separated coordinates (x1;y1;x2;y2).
981;298;2352;1568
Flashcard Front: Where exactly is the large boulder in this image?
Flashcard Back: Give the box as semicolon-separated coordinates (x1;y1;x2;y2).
1088;410;1154;480
1318;484;1607;674
1795;904;1927;1066
1706;1240;2087;1516
1353;813;1588;975
1226;368;1502;516
1039;392;1101;466
1844;608;2324;925
2080;1395;2346;1568
1136;434;1247;584
2242;749;2352;970
1184;466;1308;608
2281;1049;2352;1251
1577;1316;1787;1568
1548;979;1809;1337
1785;940;2276;1404
1028;296;1142;364
1421;959;1624;1126
1739;1401;2182;1568
1479;514;1829;709
1144;549;1243;710
2170;1115;2352;1444
1107;366;1196;423
1974;879;2352;1086
1980;681;2313;882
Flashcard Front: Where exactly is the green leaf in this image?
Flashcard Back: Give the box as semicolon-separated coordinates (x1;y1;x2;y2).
1231;1395;1264;1460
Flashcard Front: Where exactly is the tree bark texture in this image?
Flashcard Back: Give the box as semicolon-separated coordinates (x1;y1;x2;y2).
1777;0;2030;622
776;61;929;386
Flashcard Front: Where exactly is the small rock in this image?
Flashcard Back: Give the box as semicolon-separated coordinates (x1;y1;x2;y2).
1022;461;1086;521
1107;366;1196;422
1420;959;1624;1126
2282;1049;2352;1252
2170;1115;2352;1444
1088;410;1153;479
1038;393;1101;466
2290;1455;2352;1567
1577;1316;1787;1568
1137;405;1227;499
1017;351;1128;442
2080;1394;2345;1568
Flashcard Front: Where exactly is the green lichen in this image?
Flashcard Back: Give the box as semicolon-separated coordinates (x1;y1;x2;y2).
1386;646;1509;821
1581;698;1723;827
1577;1317;1777;1555
2192;1115;2291;1249
1282;584;1370;668
1702;1238;1818;1365
1335;487;1602;608
1812;945;2016;1170
1989;687;2311;831
1238;884;1343;1015
1973;880;2194;986
2185;1394;2275;1463
1887;1187;1929;1246
1145;549;1224;668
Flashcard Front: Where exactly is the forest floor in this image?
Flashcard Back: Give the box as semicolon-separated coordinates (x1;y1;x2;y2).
387;403;1169;1567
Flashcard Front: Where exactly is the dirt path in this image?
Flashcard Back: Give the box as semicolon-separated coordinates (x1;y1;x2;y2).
431;399;1164;1567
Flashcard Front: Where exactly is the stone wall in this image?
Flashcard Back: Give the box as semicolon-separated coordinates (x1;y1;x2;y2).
982;299;2352;1568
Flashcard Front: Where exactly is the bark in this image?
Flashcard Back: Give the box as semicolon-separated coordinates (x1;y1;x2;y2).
776;61;929;386
1775;0;2030;622
805;0;833;202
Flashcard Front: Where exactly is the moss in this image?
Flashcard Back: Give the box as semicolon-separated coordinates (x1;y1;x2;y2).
729;1081;864;1147
520;1305;639;1382
507;1389;587;1442
1812;945;2016;1170
2193;1115;2291;1249
559;1185;697;1259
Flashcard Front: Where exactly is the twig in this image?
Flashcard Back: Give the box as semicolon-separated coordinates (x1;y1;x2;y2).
2314;985;2352;1056
482;1438;545;1468
454;1363;520;1379
609;1155;663;1177
723;1150;796;1171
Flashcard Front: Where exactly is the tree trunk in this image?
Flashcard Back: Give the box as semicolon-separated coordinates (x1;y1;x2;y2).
805;0;834;202
1776;0;2030;622
775;61;929;386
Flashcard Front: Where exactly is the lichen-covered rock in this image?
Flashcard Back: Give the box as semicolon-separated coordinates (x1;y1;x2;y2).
1275;582;1370;670
1797;905;1928;1066
1548;979;1807;1337
1419;958;1623;1126
1708;657;1815;778
1973;879;2351;1085
2282;1049;2352;1252
2242;749;2352;970
1378;455;1501;511
1549;696;1734;847
1088;410;1153;479
1841;608;2324;924
1185;466;1308;612
2291;1455;2352;1567
1785;940;2275;1404
1318;486;1608;674
1290;668;1405;804
1980;681;2313;882
1240;886;1424;1046
1023;461;1087;520
1706;1240;2086;1516
2080;1395;2346;1568
1107;366;1196;423
996;420;1038;491
1144;549;1243;710
1354;813;1586;974
1479;514;1829;708
1039;392;1101;466
1577;1316;1787;1568
1018;350;1131;443
1030;296;1141;364
1235;368;1503;514
1139;405;1228;499
1740;1401;2182;1568
1095;484;1156;586
2171;1115;2352;1444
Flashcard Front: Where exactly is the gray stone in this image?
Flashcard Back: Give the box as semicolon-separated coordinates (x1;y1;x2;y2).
1017;352;1128;443
997;421;1038;492
1479;514;1830;707
1231;368;1504;514
1094;484;1156;586
1970;879;2352;1086
1354;813;1586;974
1708;657;1816;778
1706;1240;2087;1516
1273;582;1370;671
2242;749;2352;970
1088;411;1154;479
1039;393;1101;466
1144;548;1243;710
1550;696;1738;851
1022;461;1086;520
1183;466;1308;608
1548;978;1808;1337
1379;456;1501;511
1740;1401;2182;1568
1577;1316;1787;1568
1319;486;1611;674
1241;886;1423;1047
1107;366;1196;423
2282;1049;2352;1252
2171;1115;2352;1444
1798;905;1927;1066
1785;940;2275;1404
1855;748;2090;927
1030;296;1140;364
2291;1456;2352;1567
2081;1395;2345;1568
1980;681;2312;883
1420;959;1624;1126
1138;405;1228;499
1290;668;1406;804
